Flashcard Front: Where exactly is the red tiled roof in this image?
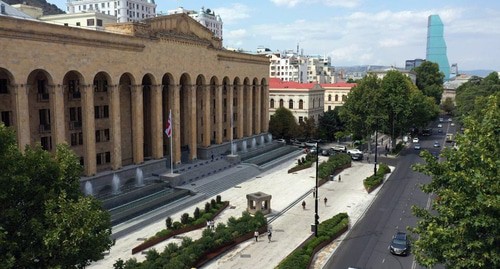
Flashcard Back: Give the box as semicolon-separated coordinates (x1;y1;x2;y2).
321;82;357;88
269;78;318;89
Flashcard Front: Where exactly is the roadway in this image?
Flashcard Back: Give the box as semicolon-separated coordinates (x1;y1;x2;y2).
324;117;457;269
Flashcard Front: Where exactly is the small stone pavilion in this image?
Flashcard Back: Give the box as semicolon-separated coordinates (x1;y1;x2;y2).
246;191;272;215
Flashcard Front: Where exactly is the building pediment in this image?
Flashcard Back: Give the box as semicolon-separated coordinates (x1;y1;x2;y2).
105;13;222;48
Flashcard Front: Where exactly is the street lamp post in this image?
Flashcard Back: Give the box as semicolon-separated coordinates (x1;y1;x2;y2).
374;129;378;175
314;143;319;237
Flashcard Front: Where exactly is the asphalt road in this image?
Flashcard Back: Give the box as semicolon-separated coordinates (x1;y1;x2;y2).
324;118;457;269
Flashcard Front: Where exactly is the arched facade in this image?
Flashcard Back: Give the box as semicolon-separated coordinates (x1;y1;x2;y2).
0;14;269;176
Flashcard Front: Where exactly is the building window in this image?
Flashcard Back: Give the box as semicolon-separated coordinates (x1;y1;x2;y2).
335;94;339;102
0;79;8;94
39;109;51;133
342;95;346;102
328;105;332;111
299;100;304;109
94;79;108;92
69;107;82;130
298;116;304;123
279;99;284;108
94;105;109;119
96;151;111;165
68;80;80;99
87;19;95;26
76;22;80;26
328;94;332;101
37;79;49;101
270;99;274;108
70;132;84;146
288;99;293;109
95;128;110;143
1;111;12;126
97;19;103;26
41;136;52;151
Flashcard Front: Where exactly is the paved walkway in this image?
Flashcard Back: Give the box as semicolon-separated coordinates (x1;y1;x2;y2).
89;154;391;269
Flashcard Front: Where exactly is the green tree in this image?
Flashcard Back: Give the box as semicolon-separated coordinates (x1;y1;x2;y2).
411;93;500;268
0;124;113;269
298;116;317;139
410;88;440;130
413;61;445;104
269;107;299;139
318;108;345;141
441;97;455;115
455;72;500;122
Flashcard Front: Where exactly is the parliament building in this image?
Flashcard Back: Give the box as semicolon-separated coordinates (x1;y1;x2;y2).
0;13;270;179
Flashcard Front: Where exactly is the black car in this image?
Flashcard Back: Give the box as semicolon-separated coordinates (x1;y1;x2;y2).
389;232;410;256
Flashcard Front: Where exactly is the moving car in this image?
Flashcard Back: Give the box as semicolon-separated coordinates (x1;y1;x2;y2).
389;232;410;256
433;141;440;148
437;124;442;128
331;144;347;153
422;128;432;136
347;148;363;160
439;117;444;122
412;137;419;143
414;143;421;150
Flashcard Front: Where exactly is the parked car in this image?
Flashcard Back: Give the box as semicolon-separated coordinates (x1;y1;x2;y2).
438;128;442;133
331;144;347;153
412;137;419;143
305;141;318;147
276;138;286;143
389;232;410;256
422;128;432;136
448;118;453;122
439;117;444;122
347;149;363;160
433;141;440;148
321;149;331;156
414;143;421;150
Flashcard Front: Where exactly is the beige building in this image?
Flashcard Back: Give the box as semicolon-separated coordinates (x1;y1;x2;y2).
269;78;324;123
0;13;269;177
323;82;356;111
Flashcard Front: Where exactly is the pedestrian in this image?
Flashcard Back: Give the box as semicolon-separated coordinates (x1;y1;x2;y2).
324;197;328;206
206;220;210;228
338;175;341;182
254;230;259;242
267;230;272;242
302;200;306;210
210;220;214;230
211;152;214;161
312;187;316;198
367;154;370;163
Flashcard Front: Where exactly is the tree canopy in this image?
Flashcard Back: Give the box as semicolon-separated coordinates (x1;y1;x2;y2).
317;107;345;141
455;72;500;122
0;124;113;268
411;93;500;268
413;61;445;104
268;107;299;139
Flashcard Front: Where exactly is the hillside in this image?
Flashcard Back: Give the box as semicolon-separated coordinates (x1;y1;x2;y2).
4;0;64;15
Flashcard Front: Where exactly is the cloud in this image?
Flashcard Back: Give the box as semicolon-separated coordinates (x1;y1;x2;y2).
270;0;360;8
214;3;252;25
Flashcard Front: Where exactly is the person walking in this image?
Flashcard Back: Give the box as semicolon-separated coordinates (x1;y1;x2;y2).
338;175;341;182
324;197;328;206
302;200;306;210
254;230;259;242
267;230;272;242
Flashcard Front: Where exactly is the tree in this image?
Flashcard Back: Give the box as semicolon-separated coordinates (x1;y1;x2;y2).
455;72;500;122
441;97;455;115
268;107;299;139
409;88;440;130
410;93;500;268
318;108;345;141
298;116;317;139
0;124;113;268
413;61;445;104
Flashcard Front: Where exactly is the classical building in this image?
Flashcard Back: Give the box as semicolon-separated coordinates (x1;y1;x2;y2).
269;78;324;124
167;6;223;40
323;82;356;111
0;13;269;177
66;0;157;23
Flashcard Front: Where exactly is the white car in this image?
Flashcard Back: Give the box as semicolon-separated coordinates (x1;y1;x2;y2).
437;124;442;128
347;149;362;155
451;122;455;126
412;137;419;143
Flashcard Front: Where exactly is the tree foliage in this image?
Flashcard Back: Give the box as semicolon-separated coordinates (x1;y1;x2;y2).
441;97;455;115
297;116;317;139
268;107;299;139
317;108;345;141
413;61;445;104
0;124;113;269
455;72;500;122
411;93;500;268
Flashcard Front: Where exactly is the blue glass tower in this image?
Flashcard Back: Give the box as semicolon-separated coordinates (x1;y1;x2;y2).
426;15;450;80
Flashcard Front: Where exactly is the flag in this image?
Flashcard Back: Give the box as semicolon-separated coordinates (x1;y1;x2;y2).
165;110;172;137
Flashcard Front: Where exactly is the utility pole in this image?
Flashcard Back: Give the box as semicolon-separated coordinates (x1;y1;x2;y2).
314;143;319;237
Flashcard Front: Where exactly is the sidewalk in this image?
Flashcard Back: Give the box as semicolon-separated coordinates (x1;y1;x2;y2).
88;155;389;268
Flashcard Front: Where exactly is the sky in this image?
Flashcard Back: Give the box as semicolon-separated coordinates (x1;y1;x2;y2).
49;0;500;71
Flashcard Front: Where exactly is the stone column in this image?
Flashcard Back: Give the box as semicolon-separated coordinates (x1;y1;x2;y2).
254;84;261;134
187;84;197;160
131;85;144;164
215;84;223;144
171;84;181;164
13;84;30;150
226;84;234;142
202;84;211;147
50;84;66;146
81;84;96;176
151;84;163;159
262;83;270;132
245;84;253;137
109;85;122;170
237;84;244;139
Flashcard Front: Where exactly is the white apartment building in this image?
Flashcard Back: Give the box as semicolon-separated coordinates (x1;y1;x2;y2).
40;11;117;30
307;55;336;83
268;51;308;83
66;0;156;23
269;78;325;124
167;7;223;39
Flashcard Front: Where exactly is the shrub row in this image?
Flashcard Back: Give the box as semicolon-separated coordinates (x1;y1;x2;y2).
288;153;317;173
131;195;228;254
115;211;267;269
277;213;349;269
363;163;391;193
317;153;352;180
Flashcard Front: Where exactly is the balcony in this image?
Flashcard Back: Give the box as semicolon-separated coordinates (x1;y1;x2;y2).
37;93;49;102
39;124;51;134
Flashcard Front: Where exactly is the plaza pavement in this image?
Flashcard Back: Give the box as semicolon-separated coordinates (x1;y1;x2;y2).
88;153;392;269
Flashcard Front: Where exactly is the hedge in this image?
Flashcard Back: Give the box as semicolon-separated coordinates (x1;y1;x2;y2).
363;163;391;193
277;213;349;269
288;153;317;173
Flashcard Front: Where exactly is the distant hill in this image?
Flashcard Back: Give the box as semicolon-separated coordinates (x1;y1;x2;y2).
4;0;65;15
460;70;496;78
